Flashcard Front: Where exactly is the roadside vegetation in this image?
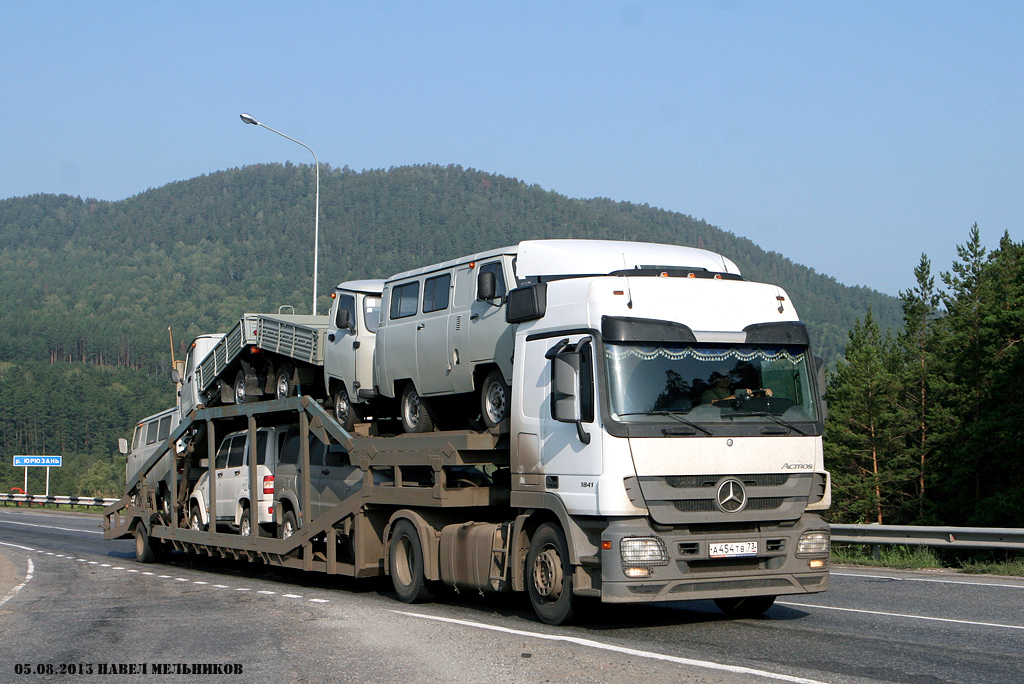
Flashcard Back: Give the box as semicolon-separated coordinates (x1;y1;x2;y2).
831;544;1024;577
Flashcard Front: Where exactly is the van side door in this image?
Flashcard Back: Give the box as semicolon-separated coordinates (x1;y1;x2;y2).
416;272;454;395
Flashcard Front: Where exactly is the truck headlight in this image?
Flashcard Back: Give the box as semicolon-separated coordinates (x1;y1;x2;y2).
620;536;669;578
796;530;830;557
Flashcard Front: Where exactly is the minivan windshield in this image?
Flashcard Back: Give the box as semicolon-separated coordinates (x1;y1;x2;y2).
605;342;818;424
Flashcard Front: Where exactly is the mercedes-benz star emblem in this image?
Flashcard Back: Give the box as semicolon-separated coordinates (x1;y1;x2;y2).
716;479;747;513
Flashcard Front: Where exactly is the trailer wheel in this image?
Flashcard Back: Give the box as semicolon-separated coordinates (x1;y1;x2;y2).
527;523;575;625
400;384;435;433
389;519;433;603
134;525;156;564
279;510;297;540
332;386;356;432
480;369;511;428
714;595;776;618
275;364;296;400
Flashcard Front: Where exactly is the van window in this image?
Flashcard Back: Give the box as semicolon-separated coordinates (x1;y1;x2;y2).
479;261;507;298
215;437;232;469
364;296;381;333
278;427;300;465
308;438;326;467
390;282;420;319
157;415;172;441
256;431;269;465
132;425;143;450
335;294;356;329
324;444;350;468
227;436;245;468
145;420;159;445
422;273;451;313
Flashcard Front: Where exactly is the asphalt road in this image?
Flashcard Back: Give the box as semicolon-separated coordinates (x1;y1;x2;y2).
1;507;1022;684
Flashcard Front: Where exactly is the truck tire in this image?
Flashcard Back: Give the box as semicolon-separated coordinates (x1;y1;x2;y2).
714;595;776;617
400;384;435;433
526;523;575;625
389;519;433;603
332;386;356;432
480;369;511;429
275;364;296;400
134;525;156;564
234;371;257;404
279;510;297;540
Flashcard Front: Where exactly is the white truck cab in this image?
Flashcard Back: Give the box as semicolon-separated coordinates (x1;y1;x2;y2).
324;280;384;429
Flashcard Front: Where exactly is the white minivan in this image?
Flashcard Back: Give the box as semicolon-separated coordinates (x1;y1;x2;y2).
375;246;517;432
188;426;283;536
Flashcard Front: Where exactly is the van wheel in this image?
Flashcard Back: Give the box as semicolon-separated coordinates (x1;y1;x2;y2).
279;510;297;540
527;523;575;625
333;386;356;432
189;506;206;532
714;595;776;617
480;369;511;428
275;364;296;400
389;519;433;603
400;384;434;433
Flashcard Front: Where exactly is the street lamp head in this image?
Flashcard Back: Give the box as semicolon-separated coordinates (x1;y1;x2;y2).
239;113;260;126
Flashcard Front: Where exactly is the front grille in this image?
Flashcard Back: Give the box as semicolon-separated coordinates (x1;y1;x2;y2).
666;474;789;488
640;473;812;524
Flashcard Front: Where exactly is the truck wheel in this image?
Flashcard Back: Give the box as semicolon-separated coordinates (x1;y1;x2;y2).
275;365;296;400
134;525;156;564
332;386;356;432
400;384;434;433
389;519;433;603
480;369;511;429
714;595;776;617
189;506;206;532
234;371;256;404
527;523;575;625
279;510;297;540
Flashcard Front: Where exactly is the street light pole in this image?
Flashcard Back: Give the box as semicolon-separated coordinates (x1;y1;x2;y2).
239;113;321;315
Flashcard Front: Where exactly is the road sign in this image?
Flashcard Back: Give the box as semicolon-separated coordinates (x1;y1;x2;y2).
13;455;62;467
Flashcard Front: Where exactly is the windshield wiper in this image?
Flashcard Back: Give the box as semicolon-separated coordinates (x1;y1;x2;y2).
617;410;713;436
728;411;808;436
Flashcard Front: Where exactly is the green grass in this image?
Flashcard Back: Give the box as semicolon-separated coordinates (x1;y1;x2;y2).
832;544;1024;576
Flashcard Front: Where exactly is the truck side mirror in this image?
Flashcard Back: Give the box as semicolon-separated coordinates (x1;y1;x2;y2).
118;438;129;455
547;338;593;444
506;282;547;323
814;357;828;421
170;368;181;384
477;271;497;301
336;307;352;331
199;458;209;469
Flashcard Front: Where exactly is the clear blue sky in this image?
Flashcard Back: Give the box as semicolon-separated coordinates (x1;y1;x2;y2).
2;2;1021;296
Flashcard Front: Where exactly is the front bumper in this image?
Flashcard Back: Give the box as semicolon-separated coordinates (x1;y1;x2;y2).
599;515;829;603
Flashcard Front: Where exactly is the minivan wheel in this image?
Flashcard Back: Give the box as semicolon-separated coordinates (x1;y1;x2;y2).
400;384;435;433
333;386;356;432
480;369;511;429
279;510;297;540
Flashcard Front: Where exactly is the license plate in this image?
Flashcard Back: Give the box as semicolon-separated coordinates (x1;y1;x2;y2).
709;541;758;558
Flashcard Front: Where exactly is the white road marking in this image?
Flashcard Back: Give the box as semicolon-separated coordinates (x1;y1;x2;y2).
282;593;302;599
0;558;34;607
0;540;36;552
0;519;103;534
308;598;329;603
257;590;276;595
832;571;1024;590
777;601;1024;630
394;611;833;684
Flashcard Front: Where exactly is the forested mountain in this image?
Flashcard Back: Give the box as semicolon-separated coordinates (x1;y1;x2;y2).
0;163;902;497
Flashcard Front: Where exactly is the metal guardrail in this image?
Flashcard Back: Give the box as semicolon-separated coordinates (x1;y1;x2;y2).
1;493;121;507
830;523;1024;551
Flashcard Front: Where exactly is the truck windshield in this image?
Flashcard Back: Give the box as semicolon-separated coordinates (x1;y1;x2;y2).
604;342;818;424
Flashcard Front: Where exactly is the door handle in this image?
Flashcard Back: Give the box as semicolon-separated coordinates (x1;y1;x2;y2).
321;469;330;475
470;314;479;321
233;470;240;475
328;333;335;342
417;323;425;330
216;472;223;478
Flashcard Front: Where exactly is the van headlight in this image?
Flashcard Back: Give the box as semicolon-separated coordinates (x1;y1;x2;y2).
620;536;669;578
796;530;830;557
